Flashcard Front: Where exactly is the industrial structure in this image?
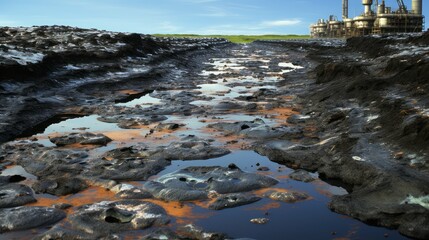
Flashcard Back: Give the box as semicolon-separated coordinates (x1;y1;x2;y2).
310;0;424;38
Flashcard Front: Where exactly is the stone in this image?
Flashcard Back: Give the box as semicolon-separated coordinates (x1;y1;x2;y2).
0;206;66;232
264;190;309;203
250;218;269;224
68;200;170;235
144;166;278;201
151;140;231;160
155;123;181;131
177;224;227;240
0;183;36;208
208;193;261;210
49;132;111;146
289;169;316;182
33;177;88;196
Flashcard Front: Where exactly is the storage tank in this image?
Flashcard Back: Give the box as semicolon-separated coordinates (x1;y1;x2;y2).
412;0;422;15
362;0;373;15
377;0;386;15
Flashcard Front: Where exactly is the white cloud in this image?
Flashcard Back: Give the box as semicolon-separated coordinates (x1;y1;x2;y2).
262;19;302;27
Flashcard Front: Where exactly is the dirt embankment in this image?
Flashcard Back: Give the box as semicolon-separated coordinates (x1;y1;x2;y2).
0;26;231;143
255;33;429;239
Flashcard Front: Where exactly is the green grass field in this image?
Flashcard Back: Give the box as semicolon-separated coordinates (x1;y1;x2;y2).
153;34;310;44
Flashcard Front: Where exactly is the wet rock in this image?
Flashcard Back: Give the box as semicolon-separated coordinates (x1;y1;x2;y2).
102;144;151;160
244;103;258;111
257;166;270;171
0;183;36;208
214;101;242;110
68;200;170;235
89;157;170;181
155;123;181;131
250;218;269;224
140;228;181;240
2;144;88;179
177;224;227;240
33;177;88;196
144;166;278;201
151;140;230;160
34;225;117;240
287;114;311;124
255;140;322;171
117;116;168;129
112;184;152;199
49;132;112;146
208;193;261;210
97;114;168;129
325;108;349;124
289;170;316;182
264;190;309;203
329;180;429;240
208;121;302;139
0;206;66;233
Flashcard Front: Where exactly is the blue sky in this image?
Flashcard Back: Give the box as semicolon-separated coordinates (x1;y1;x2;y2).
0;0;427;35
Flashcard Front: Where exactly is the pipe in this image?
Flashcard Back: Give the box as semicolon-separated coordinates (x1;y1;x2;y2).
343;0;349;19
412;0;422;15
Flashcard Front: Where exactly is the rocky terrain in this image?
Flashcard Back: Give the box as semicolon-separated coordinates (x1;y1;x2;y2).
0;26;429;239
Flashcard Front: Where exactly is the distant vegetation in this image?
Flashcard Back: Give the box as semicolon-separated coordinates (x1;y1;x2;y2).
153;34;310;44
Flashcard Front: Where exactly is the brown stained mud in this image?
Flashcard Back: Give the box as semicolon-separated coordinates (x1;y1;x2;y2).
1;27;427;239
27;187;118;212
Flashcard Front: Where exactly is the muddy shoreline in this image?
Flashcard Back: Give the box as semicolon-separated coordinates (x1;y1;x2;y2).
1;26;429;239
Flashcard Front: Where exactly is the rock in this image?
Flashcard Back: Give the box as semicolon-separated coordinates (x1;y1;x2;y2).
264;190;309;203
214;101;242;110
208;193;261;210
33;177;88;196
289;170;316;182
140;228;181;240
155;123;181;131
177;224;227;240
101;144;151;160
89;157;170;181
0;206;66;232
144;166;278;201
287;114;311;124
68;200;170;235
33;225;112;240
257;166;270;171
49;132;112;146
250;218;269;224
0;183;36;208
1;144;88;179
98;115;167;129
113;185;153;199
208;121;302;139
255;140;322;171
151;140;230;160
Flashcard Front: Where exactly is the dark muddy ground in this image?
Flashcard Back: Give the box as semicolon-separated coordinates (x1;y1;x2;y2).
0;26;428;240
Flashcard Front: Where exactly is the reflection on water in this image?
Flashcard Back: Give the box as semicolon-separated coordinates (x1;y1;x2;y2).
42;115;120;134
115;93;162;108
1;165;38;180
147;151;404;240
